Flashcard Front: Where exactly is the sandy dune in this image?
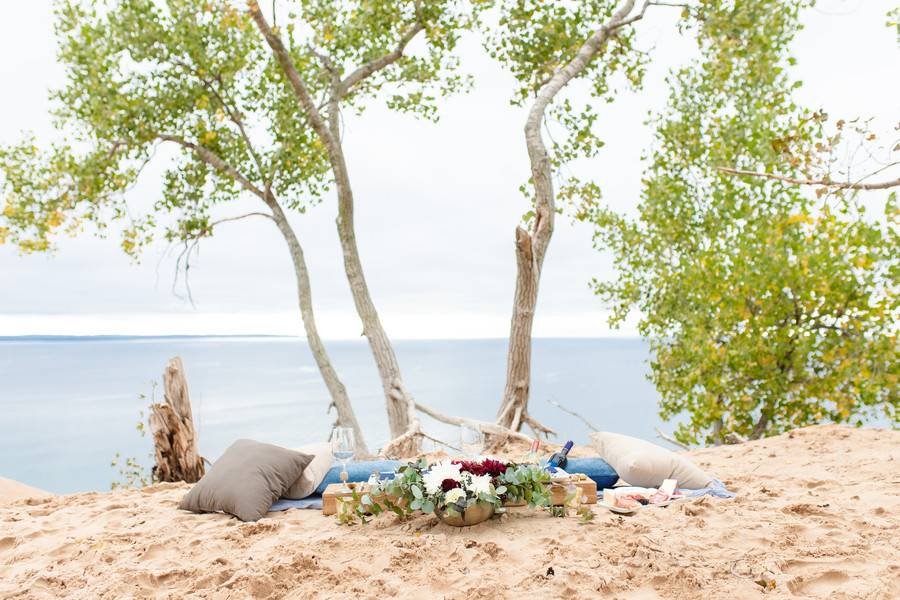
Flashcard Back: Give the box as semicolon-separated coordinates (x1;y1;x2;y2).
1;424;897;599
0;478;51;505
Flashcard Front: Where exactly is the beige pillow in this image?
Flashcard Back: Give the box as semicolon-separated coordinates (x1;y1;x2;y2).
284;442;334;499
178;439;312;521
589;431;711;489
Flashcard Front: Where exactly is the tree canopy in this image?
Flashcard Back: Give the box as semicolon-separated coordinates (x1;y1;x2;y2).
586;0;898;444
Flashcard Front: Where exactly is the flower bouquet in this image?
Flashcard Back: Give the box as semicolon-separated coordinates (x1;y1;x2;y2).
366;457;553;527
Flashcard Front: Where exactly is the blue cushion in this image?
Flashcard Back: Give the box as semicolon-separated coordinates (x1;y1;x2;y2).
314;460;403;495
314;457;618;494
565;457;619;489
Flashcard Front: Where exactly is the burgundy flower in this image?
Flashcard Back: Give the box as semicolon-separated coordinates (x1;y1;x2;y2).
441;478;460;491
480;459;508;478
452;458;510;478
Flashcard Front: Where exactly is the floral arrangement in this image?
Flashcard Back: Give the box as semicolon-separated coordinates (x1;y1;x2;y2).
343;457;553;524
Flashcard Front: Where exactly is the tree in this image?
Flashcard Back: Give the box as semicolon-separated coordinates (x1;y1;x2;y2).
586;0;898;445
0;0;370;453
247;0;476;441
484;0;680;434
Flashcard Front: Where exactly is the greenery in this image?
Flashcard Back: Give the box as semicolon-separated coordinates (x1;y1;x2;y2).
0;0;474;257
110;392;156;490
585;0;898;445
483;0;649;216
337;458;554;525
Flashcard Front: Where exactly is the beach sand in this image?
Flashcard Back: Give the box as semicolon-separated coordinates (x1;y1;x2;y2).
1;424;897;599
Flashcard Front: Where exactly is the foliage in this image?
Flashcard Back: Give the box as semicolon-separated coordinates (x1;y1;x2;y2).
110;396;156;490
585;0;898;444
337;458;552;525
0;0;476;261
482;0;650;217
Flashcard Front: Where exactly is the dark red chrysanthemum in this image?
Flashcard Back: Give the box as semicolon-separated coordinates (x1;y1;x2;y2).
441;478;460;491
480;459;508;478
452;458;510;478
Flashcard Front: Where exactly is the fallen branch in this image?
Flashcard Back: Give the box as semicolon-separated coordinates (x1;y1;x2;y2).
379;402;541;459
655;427;690;451
416;402;534;443
547;398;599;432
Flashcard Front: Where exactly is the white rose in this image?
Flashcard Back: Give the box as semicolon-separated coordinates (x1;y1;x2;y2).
422;460;462;495
467;474;493;496
444;488;465;505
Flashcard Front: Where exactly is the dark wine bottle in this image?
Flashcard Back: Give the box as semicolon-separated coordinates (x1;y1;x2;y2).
547;440;574;470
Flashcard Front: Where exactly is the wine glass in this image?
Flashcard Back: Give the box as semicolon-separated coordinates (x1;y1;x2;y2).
332;426;356;492
459;424;483;458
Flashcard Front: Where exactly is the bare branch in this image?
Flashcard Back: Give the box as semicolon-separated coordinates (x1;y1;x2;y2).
547;398;599;432
655;427;690;451
337;20;425;97
209;211;274;227
415;402;535;443
716;163;900;191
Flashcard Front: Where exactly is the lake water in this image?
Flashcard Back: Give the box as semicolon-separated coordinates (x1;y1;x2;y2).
0;336;667;494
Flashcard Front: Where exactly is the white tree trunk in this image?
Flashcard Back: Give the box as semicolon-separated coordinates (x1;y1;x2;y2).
268;200;371;457
327;105;416;441
497;0;639;433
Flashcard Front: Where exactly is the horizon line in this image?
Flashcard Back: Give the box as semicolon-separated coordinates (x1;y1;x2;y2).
0;333;643;342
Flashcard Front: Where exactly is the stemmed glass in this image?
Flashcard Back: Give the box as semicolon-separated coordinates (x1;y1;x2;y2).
459;424;484;459
332;426;356;492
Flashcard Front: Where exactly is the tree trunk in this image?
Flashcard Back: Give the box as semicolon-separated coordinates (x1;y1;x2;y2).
268;199;371;457
148;357;205;483
327;104;415;441
497;0;639;434
249;8;416;441
497;227;540;431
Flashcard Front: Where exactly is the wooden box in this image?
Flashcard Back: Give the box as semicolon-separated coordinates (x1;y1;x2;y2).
322;482;372;516
549;474;597;506
501;473;598;507
322;483;408;516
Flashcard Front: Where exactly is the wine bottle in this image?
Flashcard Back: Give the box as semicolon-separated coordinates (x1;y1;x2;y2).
524;439;541;463
547;440;574;470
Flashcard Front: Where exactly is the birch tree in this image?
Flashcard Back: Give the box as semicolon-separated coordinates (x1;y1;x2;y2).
485;0;681;434
247;0;475;440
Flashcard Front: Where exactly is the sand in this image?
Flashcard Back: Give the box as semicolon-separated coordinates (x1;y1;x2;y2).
0;424;897;599
0;478;51;505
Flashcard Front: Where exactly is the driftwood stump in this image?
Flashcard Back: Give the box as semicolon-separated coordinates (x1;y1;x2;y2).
148;357;205;483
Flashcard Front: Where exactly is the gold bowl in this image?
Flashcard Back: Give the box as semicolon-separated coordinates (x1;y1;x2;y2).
437;502;494;527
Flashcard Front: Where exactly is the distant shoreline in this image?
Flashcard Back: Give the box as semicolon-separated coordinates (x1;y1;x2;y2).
0;335;642;342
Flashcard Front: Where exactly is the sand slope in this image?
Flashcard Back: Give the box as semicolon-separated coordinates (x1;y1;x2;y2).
0;424;897;599
0;478;51;505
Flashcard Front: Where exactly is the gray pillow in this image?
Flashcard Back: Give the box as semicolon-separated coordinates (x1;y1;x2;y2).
178;439;313;522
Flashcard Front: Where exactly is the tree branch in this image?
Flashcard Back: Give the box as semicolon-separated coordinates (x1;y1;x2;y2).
170;58;267;183
209;211;274;227
157;135;265;198
247;1;335;148
716;164;900;191
337;20;425;97
415;402;535;443
547;398;598;432
655;427;690;451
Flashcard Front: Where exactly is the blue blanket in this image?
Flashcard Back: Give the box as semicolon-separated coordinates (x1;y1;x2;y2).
312;457;620;495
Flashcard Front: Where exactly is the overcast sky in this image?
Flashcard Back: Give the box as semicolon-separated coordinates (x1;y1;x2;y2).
1;1;897;339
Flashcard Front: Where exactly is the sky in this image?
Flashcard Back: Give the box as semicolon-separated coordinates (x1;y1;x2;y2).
1;0;897;339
